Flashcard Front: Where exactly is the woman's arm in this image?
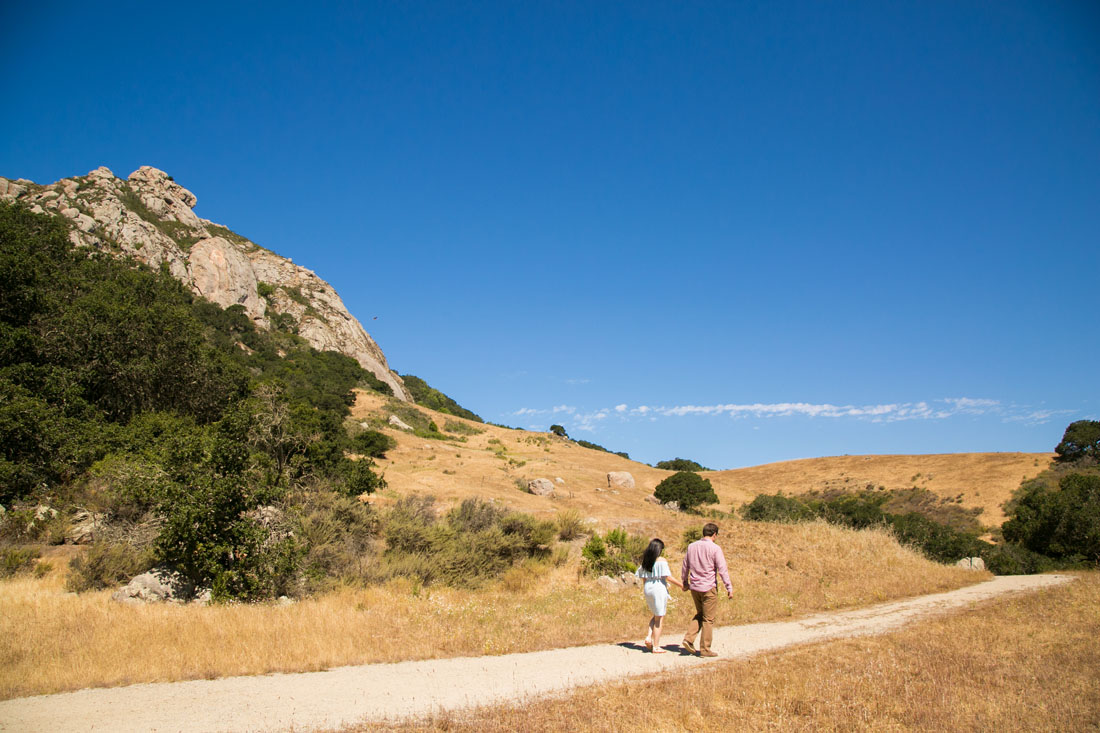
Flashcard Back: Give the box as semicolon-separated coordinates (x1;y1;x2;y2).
663;575;684;590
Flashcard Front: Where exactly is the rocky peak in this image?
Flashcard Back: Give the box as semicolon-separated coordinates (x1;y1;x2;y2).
0;167;411;400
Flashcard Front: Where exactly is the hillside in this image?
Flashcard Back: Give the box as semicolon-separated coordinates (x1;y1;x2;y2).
0;167;409;399
351;390;1051;532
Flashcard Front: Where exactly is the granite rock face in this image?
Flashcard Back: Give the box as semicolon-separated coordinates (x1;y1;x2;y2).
0;166;410;400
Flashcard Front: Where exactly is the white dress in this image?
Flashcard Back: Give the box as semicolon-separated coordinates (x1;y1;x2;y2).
635;557;671;616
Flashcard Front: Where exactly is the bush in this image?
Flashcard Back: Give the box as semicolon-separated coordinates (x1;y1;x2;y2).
0;546;40;578
376;496;555;587
1002;472;1100;565
816;493;888;530
680;526;702;550
739;493;816;523
888;512;983;564
289;487;378;593
400;374;482;422
65;541;155;591
549;424;568;438
581;527;644;575
654;471;719;511
352;429;396;458
555;509;586;540
981;542;1054;575
656;458;709;472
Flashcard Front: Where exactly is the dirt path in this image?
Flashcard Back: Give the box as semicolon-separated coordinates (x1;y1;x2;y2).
0;574;1072;732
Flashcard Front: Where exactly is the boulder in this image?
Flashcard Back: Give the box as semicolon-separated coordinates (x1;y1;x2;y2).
596;575;622;593
112;568;197;605
956;557;986;571
645;494;661;504
67;511;107;544
555;477;565;484
607;471;635;489
527;478;555;496
388;415;414;431
619;572;641;587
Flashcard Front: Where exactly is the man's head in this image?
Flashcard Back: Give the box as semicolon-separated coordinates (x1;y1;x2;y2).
702;522;719;537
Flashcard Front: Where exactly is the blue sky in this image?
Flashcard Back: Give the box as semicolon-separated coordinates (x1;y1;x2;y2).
3;2;1098;469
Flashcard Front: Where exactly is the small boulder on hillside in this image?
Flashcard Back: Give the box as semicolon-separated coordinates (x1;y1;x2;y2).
527;478;555;496
607;471;635;490
388;415;414;431
112;568;200;605
956;557;986;571
67;511;107;544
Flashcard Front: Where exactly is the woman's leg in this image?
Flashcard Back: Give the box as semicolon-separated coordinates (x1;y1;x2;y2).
652;615;665;649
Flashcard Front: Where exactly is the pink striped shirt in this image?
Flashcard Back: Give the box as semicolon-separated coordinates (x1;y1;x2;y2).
681;537;732;593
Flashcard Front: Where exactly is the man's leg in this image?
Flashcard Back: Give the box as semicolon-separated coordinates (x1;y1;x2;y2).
682;590;705;648
699;587;718;652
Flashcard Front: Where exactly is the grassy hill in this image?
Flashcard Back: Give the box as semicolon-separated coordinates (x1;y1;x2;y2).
350;390;1051;534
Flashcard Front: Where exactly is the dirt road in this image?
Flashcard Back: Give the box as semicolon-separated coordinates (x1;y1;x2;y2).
0;574;1072;732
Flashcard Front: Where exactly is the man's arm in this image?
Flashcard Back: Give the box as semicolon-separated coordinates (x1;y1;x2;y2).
680;553;691;592
715;547;733;597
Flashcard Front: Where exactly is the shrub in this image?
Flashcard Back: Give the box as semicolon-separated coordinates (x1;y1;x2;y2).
1002;472;1100;565
555;509;586;540
352;430;396;458
0;546;40;578
289;487;377;592
400;374;482;422
549;424;568;438
680;526;702;550
981;542;1055;575
739;493;816;523
581;528;644;575
337;458;387;497
816;493;888;530
376;496;554;587
654;471;719;511
888;512;983;564
656;458;709;472
65;541;155;592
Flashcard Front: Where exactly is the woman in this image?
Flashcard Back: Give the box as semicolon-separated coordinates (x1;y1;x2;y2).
635;538;683;653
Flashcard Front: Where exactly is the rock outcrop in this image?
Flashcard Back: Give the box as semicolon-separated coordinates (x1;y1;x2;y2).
607;471;635;490
526;478;555;496
0;166;410;400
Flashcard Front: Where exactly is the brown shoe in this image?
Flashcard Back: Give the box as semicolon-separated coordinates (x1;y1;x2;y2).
699;650;718;657
681;640;696;654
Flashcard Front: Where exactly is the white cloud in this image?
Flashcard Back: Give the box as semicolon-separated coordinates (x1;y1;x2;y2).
510;396;1072;430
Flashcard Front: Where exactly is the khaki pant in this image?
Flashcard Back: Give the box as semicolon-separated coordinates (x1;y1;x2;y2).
683;587;719;652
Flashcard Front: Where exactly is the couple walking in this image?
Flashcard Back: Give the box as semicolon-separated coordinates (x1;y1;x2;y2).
635;522;733;656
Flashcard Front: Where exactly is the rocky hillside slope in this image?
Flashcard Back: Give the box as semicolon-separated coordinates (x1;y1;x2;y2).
0;167;410;400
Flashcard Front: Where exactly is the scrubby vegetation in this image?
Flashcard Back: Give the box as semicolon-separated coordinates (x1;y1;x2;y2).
400;374;482;422
581;527;646;576
2;203;541;602
741;420;1100;572
574;439;630;460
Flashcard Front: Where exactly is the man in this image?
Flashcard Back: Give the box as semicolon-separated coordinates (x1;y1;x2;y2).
680;522;732;657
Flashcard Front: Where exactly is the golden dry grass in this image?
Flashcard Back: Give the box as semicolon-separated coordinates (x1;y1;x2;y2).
375;572;1100;732
0;523;976;700
352;390;1050;529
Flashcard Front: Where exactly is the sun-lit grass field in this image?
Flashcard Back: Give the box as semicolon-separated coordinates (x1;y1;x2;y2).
0;521;976;700
371;572;1100;732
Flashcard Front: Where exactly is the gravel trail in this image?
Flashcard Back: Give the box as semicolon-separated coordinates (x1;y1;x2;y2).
0;574;1072;732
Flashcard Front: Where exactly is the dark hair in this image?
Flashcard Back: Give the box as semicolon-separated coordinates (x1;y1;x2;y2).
641;538;665;572
702;523;719;537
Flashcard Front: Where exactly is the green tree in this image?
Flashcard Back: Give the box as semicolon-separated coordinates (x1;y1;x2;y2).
549;424;568;438
1054;420;1100;464
1002;473;1100;564
656;458;709;472
653;471;719;511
